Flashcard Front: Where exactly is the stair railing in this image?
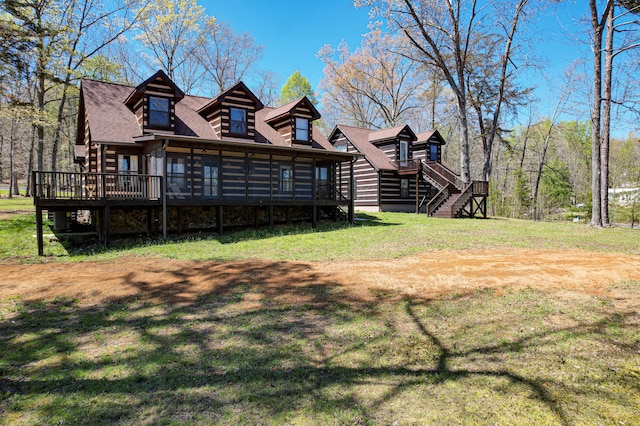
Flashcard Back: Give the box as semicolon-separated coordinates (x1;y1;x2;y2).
426;183;451;216
424;161;464;190
450;183;475;217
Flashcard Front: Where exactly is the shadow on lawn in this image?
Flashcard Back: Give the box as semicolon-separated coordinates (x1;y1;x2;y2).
57;214;397;257
0;268;637;424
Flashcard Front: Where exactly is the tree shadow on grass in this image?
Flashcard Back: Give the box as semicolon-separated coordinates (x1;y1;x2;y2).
1;268;637;424
57;215;397;257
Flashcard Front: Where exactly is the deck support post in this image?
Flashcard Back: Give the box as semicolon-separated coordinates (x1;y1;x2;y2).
103;206;110;248
269;205;274;229
36;206;44;256
217;205;224;235
162;141;168;240
312;205;317;228
348;161;355;223
254;206;259;228
415;173;419;214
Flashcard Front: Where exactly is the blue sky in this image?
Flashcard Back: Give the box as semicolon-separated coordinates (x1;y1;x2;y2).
201;1;631;133
201;0;372;89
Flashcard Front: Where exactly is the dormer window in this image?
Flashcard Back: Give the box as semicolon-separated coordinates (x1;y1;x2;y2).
230;107;248;135
335;142;347;152
399;140;409;165
429;144;439;161
295;117;309;142
149;96;170;128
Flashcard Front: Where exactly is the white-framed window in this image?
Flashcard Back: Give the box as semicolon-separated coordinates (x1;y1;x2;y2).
148;96;170;127
203;162;219;197
334;142;348;152
280;166;293;192
118;154;138;174
230;107;247;135
295;117;309;142
316;166;330;199
399;140;409;165
401;178;409;198
429;144;439;161
167;156;186;191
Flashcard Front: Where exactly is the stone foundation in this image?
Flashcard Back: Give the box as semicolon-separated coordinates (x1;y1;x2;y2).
100;205;317;236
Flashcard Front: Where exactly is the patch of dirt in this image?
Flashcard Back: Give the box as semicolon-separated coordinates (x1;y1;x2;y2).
0;209;32;219
1;249;639;307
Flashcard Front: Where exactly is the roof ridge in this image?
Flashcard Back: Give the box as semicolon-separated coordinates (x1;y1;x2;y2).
81;78;134;88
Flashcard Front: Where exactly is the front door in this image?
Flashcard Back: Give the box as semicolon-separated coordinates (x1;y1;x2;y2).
399;141;409;167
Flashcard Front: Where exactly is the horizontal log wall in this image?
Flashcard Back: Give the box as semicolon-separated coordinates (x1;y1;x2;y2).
163;150;318;201
334;133;379;206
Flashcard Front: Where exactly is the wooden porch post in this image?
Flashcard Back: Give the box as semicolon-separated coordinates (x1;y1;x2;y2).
312;158;317;228
269;205;274;229
349;160;355;223
162;140;168;240
36;206;44;256
415;172;419;214
103;206;110;248
217;205;224;235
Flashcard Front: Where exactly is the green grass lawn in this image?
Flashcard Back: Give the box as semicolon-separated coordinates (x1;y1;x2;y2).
0;197;639;424
0;197;638;261
1;282;638;425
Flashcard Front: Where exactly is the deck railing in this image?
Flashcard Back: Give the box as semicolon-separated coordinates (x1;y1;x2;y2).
33;171;163;201
391;159;420;174
33;171;346;203
472;180;489;196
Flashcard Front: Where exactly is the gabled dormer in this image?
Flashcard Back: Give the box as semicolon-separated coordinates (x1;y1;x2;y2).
197;82;264;140
368;124;417;162
415;129;446;162
264;97;320;146
124;70;184;135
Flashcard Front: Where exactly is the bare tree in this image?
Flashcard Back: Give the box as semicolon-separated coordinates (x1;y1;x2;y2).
467;0;531;182
318;30;426;130
359;0;530;184
589;0;640;226
197;21;264;95
135;0;214;93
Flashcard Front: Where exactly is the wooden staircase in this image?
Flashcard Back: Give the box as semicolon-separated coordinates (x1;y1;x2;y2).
421;161;488;218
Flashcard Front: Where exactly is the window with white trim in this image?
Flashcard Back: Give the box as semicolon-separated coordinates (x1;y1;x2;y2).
280;166;293;192
167;157;186;192
148;96;170;127
230;107;248;135
295;117;309;142
401;178;409;198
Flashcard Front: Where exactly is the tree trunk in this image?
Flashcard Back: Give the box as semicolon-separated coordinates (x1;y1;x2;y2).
601;4;614;226
9;119;15;199
26;126;36;198
589;0;612;227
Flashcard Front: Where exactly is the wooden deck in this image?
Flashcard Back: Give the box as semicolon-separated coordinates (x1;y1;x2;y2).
33;171;354;255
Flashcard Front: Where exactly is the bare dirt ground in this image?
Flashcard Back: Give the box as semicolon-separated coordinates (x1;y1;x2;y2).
2;249;639;310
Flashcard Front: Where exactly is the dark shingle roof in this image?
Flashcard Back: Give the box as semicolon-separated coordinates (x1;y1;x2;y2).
368;124;416;143
264;96;321;123
80;78;332;151
334;125;396;171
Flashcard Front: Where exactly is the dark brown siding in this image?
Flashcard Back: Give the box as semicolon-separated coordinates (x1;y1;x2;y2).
334;133;379;206
139;77;177;134
203;89;258;139
162;149;319;202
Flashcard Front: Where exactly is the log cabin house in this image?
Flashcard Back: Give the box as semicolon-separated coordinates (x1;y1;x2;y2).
32;70;360;255
328;124;488;216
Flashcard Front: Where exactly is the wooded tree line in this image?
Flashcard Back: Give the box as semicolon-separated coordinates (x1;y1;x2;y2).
321;0;639;226
1;0;638;226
